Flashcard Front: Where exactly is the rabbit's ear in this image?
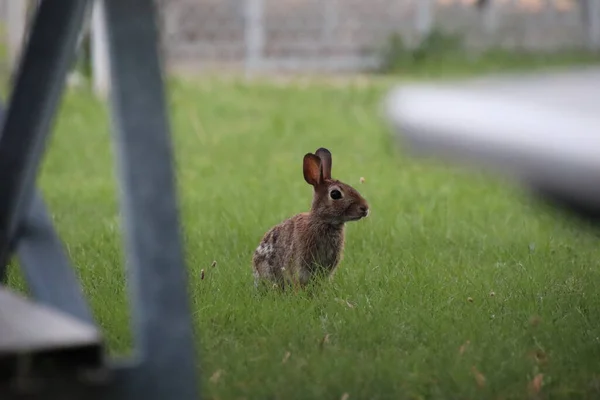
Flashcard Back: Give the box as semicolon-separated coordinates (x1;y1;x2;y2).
315;148;332;180
303;153;322;186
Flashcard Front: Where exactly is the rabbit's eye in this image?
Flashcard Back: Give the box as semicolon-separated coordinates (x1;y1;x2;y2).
330;189;342;200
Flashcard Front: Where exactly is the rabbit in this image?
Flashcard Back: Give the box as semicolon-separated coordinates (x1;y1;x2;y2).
252;147;370;290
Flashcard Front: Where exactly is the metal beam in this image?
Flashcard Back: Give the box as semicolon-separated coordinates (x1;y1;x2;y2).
103;0;200;398
0;0;90;281
16;192;95;323
0;0;200;397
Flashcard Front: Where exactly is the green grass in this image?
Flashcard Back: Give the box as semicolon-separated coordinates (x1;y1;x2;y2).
377;28;600;78
379;48;600;78
7;62;600;399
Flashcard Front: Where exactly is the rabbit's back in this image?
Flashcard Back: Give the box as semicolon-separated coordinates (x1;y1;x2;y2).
252;214;299;287
252;212;346;288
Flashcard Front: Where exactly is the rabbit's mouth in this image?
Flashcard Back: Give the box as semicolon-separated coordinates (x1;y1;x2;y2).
342;205;369;222
346;214;367;222
347;216;362;221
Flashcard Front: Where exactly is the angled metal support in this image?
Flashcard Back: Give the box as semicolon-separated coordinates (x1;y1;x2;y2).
0;0;90;282
103;0;200;397
0;0;95;323
16;192;95;323
0;0;200;398
0;2;104;397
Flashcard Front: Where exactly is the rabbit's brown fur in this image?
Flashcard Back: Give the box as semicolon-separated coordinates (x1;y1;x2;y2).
252;148;369;290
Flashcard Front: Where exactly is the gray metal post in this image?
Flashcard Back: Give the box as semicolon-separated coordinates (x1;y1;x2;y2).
16;191;95;322
482;0;499;37
322;0;339;45
103;0;200;398
6;0;27;74
0;0;201;398
92;0;111;97
415;0;434;38
244;0;265;75
0;0;91;282
585;0;600;50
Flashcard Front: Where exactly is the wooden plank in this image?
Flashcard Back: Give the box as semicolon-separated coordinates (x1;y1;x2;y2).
0;287;101;355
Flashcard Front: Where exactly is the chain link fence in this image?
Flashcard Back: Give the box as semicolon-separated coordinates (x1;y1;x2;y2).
0;0;598;76
157;0;599;73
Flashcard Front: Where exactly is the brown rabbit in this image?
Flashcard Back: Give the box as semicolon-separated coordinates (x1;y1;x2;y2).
252;147;370;290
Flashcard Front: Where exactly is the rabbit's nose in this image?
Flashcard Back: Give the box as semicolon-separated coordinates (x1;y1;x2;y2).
359;205;369;217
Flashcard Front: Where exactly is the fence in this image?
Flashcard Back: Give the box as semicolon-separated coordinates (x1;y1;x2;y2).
157;0;600;73
0;0;599;77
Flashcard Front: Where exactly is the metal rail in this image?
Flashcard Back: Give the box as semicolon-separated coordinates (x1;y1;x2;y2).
0;1;200;398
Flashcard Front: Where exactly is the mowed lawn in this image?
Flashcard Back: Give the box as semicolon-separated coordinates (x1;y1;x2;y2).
7;71;600;399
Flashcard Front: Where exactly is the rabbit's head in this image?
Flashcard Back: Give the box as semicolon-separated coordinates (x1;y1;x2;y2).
303;147;370;224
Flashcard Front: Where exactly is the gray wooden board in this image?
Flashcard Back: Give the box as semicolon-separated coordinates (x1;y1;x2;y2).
384;67;600;207
0;288;101;355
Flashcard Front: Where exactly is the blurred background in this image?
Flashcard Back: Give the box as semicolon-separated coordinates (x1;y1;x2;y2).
1;0;600;87
4;1;600;399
